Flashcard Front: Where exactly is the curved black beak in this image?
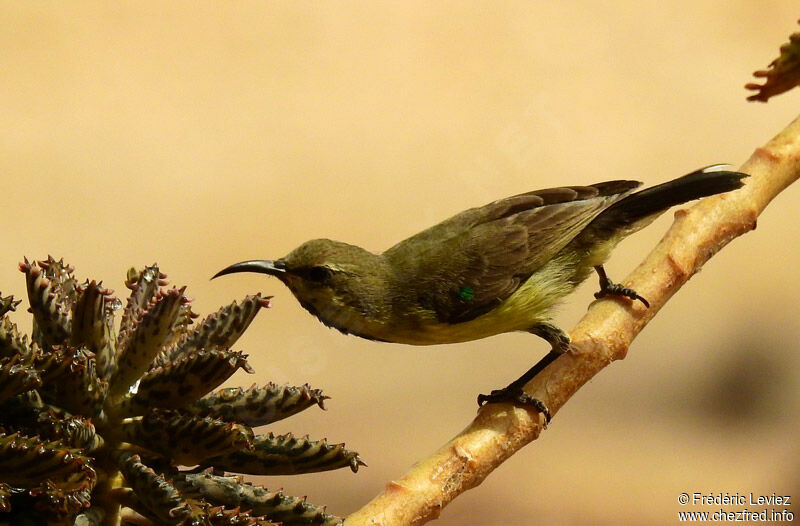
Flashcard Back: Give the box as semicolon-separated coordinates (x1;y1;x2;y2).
212;260;287;280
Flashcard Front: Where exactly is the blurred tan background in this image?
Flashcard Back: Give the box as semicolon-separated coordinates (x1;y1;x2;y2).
2;2;799;524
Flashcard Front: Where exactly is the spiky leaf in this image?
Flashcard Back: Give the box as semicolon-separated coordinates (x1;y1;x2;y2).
37;256;78;307
70;281;111;352
121;350;254;416
29;479;94;517
0;356;41;403
120;410;254;465
0;393;104;451
163;295;271;363
23;411;105;453
0;433;96;515
19;259;72;349
111;287;187;399
118;454;191;524
203;433;364;476
180;503;280;526
0;316;37;363
747;23;800;102
119;265;167;337
184;383;328;427
0;295;21;318
34;347;74;385
70;281;118;380
163;302;200;351
178;471;343;526
37;348;108;417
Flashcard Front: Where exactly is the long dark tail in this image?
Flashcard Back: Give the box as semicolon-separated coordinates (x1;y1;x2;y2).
586;165;747;233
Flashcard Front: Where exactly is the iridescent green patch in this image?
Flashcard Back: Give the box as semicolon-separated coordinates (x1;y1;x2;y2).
459;287;475;301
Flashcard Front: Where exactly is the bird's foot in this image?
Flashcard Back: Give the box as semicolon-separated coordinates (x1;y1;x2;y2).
477;387;551;423
593;265;649;308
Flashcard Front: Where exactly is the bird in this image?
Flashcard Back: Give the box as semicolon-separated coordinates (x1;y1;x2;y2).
213;166;746;421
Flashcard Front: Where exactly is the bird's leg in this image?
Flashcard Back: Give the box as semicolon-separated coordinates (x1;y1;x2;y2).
593;265;650;307
477;322;570;423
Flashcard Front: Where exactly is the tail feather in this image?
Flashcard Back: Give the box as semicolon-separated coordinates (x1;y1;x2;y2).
587;166;747;233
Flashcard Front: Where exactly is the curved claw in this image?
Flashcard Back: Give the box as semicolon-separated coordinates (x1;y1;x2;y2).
478;388;551;423
593;265;650;308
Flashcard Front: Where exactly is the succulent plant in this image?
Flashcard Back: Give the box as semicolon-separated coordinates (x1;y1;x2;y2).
0;257;363;525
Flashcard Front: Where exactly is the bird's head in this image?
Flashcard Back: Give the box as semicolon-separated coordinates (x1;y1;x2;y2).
213;239;389;328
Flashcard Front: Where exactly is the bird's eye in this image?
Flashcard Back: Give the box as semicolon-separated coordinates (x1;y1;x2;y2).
305;265;332;282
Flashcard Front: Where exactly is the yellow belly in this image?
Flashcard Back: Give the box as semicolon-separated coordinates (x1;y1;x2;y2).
378;261;576;345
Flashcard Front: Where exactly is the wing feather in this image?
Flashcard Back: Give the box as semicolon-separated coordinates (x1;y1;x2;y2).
384;181;641;323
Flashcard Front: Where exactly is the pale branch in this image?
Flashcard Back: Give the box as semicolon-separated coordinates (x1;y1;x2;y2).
345;113;800;526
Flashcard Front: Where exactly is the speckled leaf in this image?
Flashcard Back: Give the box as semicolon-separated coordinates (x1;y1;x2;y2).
0;404;102;452
117;453;191;524
111;287;188;399
203;432;364;476
185;383;328;427
162;301;200;352
37;348;108;417
747;23;800;102
0;294;21;318
178;471;343;526
0;316;37;363
120;410;254;465
71;280;118;380
0;356;41;403
164;294;271;363
37;256;78;305
184;503;281;526
31;257;78;352
37;413;104;453
33;346;74;384
70;281;112;351
0;433;96;515
30;478;95;517
121;350;254;416
119;264;167;337
19;258;72;349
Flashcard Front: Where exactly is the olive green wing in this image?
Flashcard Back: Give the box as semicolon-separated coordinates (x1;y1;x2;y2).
385;181;640;323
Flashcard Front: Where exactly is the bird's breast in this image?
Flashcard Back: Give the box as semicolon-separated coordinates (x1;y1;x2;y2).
313;268;571;345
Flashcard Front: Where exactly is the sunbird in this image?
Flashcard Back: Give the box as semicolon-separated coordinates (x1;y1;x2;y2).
214;166;746;421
